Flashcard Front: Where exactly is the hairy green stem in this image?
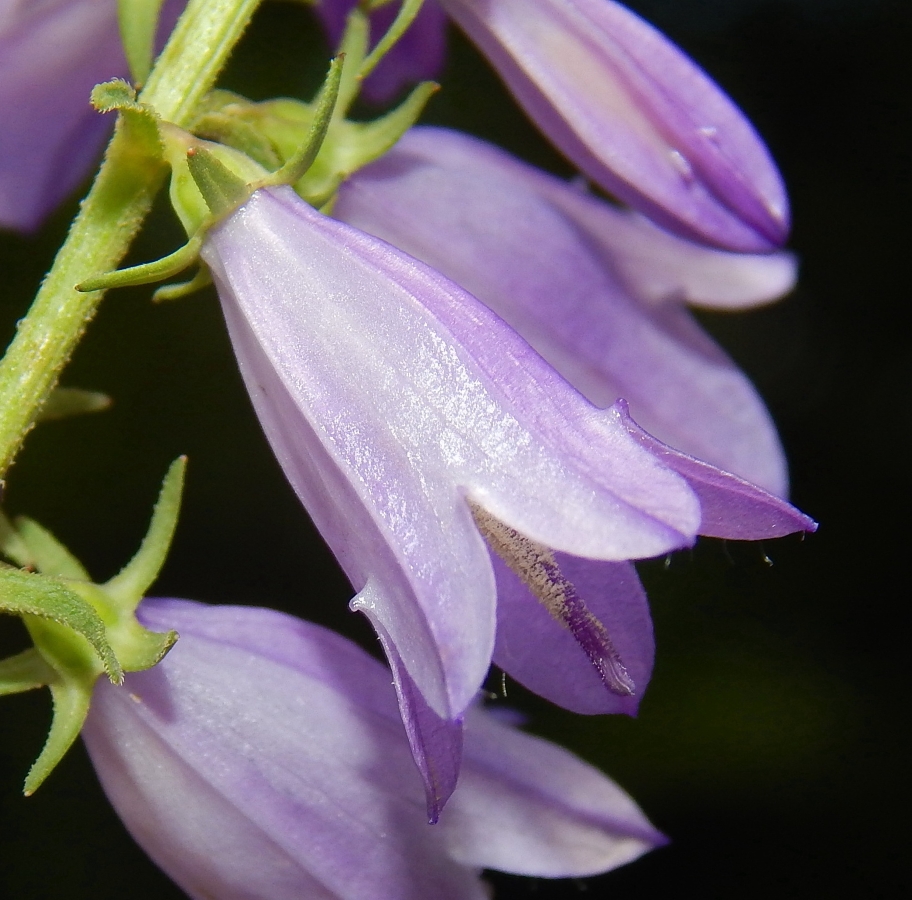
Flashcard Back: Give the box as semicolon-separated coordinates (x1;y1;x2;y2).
0;0;260;479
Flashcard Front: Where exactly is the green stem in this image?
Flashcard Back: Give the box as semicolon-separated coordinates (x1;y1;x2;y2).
0;0;261;479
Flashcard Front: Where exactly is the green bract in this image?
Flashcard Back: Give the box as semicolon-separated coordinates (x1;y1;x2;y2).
0;458;185;794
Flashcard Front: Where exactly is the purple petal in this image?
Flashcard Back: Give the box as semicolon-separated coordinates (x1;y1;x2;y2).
438;0;789;250
358;596;464;821
334;126;789;494
537;183;798;310
85;598;663;895
311;0;448;104
492;555;654;715
447;704;667;875
85;599;490;900
202;185;701;783
617;401;817;539
0;0;183;232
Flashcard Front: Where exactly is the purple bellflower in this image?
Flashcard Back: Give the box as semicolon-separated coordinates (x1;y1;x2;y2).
199;182;814;814
315;0;788;251
84;598;666;899
333;126;794;497
0;0;182;232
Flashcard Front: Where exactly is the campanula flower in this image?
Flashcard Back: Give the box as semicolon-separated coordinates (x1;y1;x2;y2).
315;0;788;251
438;0;789;251
0;0;182;231
84;598;666;899
333;126;795;496
198;183;814;814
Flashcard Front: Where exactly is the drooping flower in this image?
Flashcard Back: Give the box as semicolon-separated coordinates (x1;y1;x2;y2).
84;597;667;899
333;126;795;497
199;182;814;814
0;0;182;232
314;0;788;251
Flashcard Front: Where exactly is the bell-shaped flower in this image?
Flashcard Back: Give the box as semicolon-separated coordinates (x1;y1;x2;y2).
0;0;182;232
84;597;667;899
312;0;448;104
436;0;789;251
333;126;795;497
198;182;813;814
315;0;788;251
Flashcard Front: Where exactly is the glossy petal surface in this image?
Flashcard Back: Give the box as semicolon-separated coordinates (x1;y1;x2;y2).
334;126;790;494
439;0;789;250
83;598;665;897
201;185;705;803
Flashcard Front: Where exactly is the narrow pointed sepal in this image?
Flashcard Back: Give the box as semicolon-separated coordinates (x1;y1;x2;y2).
24;676;93;795
118;0;167;84
37;388;111;422
0;568;122;684
0;648;54;697
104;457;187;611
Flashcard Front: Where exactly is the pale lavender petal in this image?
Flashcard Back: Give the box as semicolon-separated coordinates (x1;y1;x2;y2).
358;595;464;823
84;598;489;900
446;704;666;875
334;126;788;494
492;555;654;715
312;0;448;104
0;0;183;232
85;599;662;894
202;186;701;738
540;186;798;310
438;0;789;251
617;400;818;540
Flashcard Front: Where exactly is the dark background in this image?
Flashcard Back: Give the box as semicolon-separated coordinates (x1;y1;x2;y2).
1;0;908;896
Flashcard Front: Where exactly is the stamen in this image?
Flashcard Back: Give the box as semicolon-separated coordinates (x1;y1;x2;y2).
470;503;635;697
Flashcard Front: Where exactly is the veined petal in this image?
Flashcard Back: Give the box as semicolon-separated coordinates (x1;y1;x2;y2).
438;0;789;251
333;126;789;494
616;401;818;540
84;599;663;897
492;556;653;715
85;599;488;900
448;703;666;875
201;185;700;728
312;0;448;104
536;182;798;311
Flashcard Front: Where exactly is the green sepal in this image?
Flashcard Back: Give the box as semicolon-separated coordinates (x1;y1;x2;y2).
296;79;438;205
0;512;33;569
335;9;370;116
359;0;425;82
263;55;345;189
104;456;186;612
0;648;54;697
24;675;92;796
192;109;284;171
37;388;111;422
76;233;203;293
118;0;166;85
153;266;212;302
14;518;91;581
0;568;122;684
328;80;438;174
161;124;267;234
186;146;251;216
91;79;164;165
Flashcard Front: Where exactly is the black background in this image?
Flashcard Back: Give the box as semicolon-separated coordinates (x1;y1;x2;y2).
1;1;908;897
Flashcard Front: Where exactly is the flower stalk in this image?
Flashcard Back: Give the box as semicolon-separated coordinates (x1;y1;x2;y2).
0;0;261;479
